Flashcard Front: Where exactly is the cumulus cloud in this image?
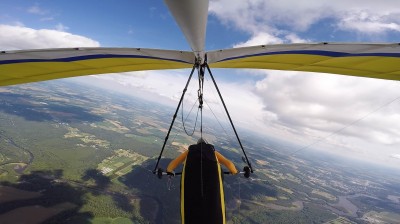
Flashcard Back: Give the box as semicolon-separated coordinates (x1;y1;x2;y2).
210;0;325;33
209;0;400;39
253;70;400;145
233;32;310;47
0;24;100;50
338;11;400;33
234;32;283;47
284;34;309;43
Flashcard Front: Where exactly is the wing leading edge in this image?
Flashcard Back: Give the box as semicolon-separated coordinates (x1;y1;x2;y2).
1;43;400;87
207;43;400;81
0;48;194;87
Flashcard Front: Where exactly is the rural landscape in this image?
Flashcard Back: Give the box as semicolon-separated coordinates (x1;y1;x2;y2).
1;80;400;224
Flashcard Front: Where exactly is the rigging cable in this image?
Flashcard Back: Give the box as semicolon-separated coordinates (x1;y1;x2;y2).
198;64;205;197
204;99;230;138
165;97;200;151
204;75;232;135
198;65;205;138
205;62;254;173
153;64;197;173
166;98;199;153
181;96;200;136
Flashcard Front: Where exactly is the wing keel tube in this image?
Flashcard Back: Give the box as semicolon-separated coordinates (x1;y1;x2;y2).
164;0;209;62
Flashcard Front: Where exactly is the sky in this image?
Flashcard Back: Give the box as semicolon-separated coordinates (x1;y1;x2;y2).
1;0;400;168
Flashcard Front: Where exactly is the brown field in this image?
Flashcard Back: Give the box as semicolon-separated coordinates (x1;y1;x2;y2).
0;202;76;224
256;159;269;166
0;186;40;203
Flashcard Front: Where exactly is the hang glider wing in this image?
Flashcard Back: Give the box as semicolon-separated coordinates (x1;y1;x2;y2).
207;43;400;81
0;48;194;87
164;0;208;54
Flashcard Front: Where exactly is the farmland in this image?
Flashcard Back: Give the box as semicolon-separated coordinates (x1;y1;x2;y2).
1;81;400;223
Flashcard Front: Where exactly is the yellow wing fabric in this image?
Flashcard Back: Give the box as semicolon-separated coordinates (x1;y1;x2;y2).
0;47;194;86
207;43;400;81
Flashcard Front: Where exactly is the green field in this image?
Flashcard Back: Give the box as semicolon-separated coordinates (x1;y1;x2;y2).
324;217;356;224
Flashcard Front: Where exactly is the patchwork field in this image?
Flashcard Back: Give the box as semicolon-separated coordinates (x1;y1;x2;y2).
98;149;148;179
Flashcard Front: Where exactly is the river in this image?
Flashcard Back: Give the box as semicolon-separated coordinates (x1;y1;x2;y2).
0;133;34;174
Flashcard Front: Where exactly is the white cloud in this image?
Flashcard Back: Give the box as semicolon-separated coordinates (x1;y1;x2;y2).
0;24;100;50
338;12;400;33
253;70;400;144
92;70;191;101
391;154;400;160
79;70;201;108
233;32;310;47
209;0;400;37
27;5;46;15
234;32;283;47
55;23;69;32
27;4;56;22
284;34;309;43
202;76;266;129
210;0;324;35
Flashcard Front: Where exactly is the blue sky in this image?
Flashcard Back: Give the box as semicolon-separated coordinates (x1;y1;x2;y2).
0;0;249;49
5;1;400;49
1;0;400;168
